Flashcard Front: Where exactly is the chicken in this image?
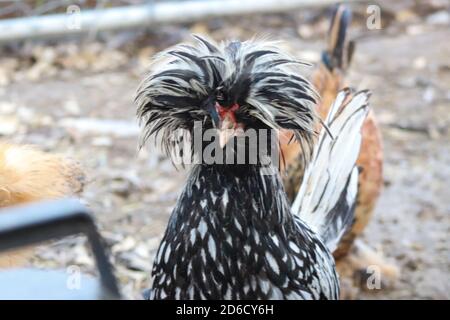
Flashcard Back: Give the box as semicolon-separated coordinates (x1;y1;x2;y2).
135;36;369;299
0;142;84;207
281;5;397;294
0;142;85;268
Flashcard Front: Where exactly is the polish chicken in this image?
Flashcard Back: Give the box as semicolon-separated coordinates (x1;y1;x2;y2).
135;36;369;299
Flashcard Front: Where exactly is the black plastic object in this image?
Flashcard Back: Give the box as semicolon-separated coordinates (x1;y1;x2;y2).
0;199;120;300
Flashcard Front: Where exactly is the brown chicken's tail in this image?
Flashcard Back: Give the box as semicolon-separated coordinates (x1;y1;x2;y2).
280;5;356;174
322;4;355;72
0;142;85;207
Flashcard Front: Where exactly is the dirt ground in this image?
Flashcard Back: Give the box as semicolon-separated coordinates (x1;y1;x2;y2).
0;2;449;299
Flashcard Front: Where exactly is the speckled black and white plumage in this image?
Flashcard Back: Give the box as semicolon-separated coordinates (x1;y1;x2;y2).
149;164;338;299
135;36;369;300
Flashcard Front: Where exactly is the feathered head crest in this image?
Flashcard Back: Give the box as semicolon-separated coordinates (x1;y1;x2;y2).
135;35;319;165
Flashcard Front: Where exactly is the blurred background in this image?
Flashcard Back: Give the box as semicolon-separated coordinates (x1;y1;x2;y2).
0;0;449;299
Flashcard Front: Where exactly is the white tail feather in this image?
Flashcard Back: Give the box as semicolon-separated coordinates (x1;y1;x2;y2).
291;89;370;251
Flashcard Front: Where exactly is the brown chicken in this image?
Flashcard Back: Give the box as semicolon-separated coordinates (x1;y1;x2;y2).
281;5;397;295
0;142;85;268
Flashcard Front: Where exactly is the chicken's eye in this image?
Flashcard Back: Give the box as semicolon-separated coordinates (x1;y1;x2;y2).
216;92;224;102
214;86;225;102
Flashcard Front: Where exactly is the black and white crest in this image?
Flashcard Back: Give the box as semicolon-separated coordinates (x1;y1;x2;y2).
135;35;319;163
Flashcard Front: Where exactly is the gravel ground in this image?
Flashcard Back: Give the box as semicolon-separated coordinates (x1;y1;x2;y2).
0;2;449;299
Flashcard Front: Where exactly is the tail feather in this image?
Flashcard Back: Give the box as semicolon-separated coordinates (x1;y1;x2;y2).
322;4;354;72
291;89;370;251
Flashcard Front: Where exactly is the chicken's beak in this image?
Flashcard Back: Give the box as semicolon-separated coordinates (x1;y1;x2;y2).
208;102;243;148
218;114;237;148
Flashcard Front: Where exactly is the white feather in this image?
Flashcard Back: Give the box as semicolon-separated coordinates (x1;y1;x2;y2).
291;89;370;249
